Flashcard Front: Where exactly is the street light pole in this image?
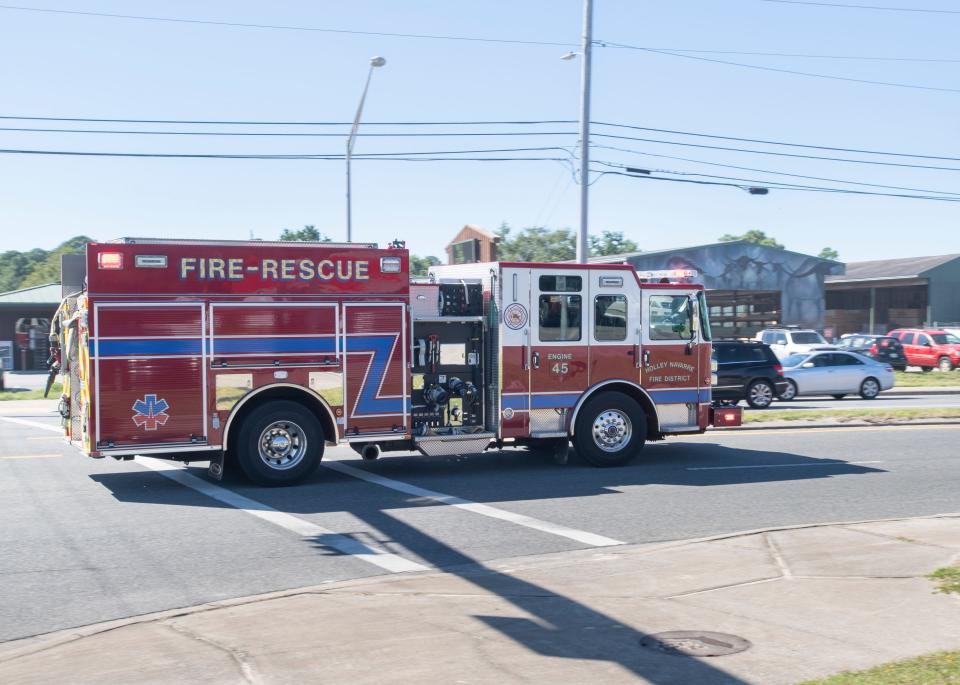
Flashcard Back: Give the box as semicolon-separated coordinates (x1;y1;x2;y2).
576;0;593;263
346;56;386;243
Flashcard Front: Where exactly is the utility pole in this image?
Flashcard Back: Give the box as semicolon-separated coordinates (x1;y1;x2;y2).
575;0;593;263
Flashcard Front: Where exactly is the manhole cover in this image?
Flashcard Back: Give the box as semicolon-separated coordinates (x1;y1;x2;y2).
640;631;751;657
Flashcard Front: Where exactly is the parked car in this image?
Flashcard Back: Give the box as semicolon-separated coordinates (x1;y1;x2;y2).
887;328;960;372
777;350;895;400
755;327;830;360
712;341;789;409
835;334;907;371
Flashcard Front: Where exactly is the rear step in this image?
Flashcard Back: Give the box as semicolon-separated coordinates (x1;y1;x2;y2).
414;432;495;457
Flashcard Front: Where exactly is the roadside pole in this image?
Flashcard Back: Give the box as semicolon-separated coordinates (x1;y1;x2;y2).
576;0;593;264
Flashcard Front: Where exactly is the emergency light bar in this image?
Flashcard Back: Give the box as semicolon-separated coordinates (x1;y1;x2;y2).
97;252;124;270
635;269;699;282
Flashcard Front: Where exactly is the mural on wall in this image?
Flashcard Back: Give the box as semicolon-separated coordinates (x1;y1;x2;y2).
627;242;844;329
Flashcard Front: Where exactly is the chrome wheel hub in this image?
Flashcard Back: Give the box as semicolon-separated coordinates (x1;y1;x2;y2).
749;383;773;406
592;410;632;453
258;420;307;470
863;379;879;397
781;383;796;400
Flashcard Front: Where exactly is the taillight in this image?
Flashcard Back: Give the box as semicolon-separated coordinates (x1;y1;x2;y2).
869;344;877;354
773;363;783;376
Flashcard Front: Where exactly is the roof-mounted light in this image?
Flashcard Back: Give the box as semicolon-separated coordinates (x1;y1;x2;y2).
380;256;402;273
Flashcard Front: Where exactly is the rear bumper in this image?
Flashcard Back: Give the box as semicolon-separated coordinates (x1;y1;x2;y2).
710;405;743;427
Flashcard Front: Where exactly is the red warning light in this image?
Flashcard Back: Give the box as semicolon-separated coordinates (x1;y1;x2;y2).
98;252;124;270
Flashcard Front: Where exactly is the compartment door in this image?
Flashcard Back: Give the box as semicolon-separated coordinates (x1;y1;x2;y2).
93;302;207;450
498;267;531;438
343;303;407;437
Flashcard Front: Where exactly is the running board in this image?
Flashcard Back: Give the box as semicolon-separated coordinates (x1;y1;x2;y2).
414;432;495;457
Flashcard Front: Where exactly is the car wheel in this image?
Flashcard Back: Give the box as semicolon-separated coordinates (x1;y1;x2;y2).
746;380;775;409
778;380;797;401
938;357;954;372
573;391;646;467
832;394;845;400
921;367;933;373
235;400;324;486
860;377;881;400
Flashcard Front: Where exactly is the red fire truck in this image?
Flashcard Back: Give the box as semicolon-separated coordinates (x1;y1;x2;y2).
53;238;739;486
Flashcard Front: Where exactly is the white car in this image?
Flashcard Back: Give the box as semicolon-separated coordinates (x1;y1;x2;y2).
778;351;895;400
756;328;830;360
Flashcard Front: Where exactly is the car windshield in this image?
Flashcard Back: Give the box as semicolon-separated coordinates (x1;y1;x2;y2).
781;353;810;367
792;332;827;344
931;333;960;345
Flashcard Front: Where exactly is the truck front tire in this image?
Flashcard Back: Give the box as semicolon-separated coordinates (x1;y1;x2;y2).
573;392;646;467
235;401;324;486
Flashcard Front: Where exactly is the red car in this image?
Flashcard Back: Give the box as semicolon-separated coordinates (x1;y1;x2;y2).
887;328;960;372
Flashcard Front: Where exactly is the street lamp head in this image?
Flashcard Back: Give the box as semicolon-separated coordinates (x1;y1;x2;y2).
370;56;386;67
560;51;579;61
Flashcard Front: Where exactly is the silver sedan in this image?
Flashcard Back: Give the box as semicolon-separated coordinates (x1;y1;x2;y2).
778;351;896;401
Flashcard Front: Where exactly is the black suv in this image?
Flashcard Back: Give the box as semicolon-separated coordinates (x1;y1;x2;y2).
712;341;788;409
836;334;907;371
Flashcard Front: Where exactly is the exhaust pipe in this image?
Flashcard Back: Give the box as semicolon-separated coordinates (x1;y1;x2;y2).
360;443;381;461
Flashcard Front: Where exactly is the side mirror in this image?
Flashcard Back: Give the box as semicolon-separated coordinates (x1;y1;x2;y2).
801;362;815;368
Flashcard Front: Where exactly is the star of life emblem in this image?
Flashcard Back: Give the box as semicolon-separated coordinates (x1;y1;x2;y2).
132;394;170;431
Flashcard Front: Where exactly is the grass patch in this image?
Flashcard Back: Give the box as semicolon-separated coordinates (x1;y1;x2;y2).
744;407;960;424
796;651;960;685
0;382;61;401
929;567;960;596
895;371;960;388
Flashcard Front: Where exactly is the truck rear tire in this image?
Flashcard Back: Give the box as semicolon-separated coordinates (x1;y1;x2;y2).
235;401;324;486
573;392;646;467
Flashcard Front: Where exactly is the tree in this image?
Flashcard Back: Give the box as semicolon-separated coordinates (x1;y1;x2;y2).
279;225;330;242
718;230;784;250
589;230;639;257
495;223;576;262
409;254;441;277
818;247;839;260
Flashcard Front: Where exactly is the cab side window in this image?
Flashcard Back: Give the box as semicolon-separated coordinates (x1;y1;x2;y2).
539;295;582;341
649;295;693;341
594;295;627;341
901;333;915;345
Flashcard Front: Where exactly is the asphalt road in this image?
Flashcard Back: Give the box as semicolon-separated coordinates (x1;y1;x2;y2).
2;403;959;644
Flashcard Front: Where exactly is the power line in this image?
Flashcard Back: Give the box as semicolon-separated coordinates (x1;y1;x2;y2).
0;146;572;160
0;115;576;126
756;0;960;14
598;168;960;202
0;125;578;138
594;121;960;162
593;132;960;172
606;42;960;94
603;46;960;63
591;146;960;196
0;4;576;46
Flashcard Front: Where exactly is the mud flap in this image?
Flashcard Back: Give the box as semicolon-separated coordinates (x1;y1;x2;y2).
207;451;225;481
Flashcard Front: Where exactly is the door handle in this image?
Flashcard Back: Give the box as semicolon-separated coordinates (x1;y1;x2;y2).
532;351;540;369
643;349;651;367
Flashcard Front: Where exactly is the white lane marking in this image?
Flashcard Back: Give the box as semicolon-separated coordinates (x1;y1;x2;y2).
324;460;625;548
0;453;61;460
0;416;62;433
137;457;427;574
686;460;884;471
27;435;65;440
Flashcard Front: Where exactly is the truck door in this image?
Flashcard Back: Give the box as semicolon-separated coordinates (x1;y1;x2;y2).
589;270;642;387
641;289;704;432
527;270;590;435
499;267;531;438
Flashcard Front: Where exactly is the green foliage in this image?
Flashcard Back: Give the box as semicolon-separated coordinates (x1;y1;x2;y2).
718;230;784;249
0;236;92;293
929;566;960;595
819;246;840;260
496;223;576;262
409;254;441;278
796;650;960;685
279;225;330;242
589;230;639;257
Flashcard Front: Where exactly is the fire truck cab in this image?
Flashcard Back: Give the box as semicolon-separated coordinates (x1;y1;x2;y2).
54;238;737;486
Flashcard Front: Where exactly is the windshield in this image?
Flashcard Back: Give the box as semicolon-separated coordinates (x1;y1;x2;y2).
931;333;960;345
792;332;827;344
781;353;810;367
697;291;712;342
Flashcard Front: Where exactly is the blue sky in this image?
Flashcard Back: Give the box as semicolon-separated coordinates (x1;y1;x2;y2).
1;0;958;261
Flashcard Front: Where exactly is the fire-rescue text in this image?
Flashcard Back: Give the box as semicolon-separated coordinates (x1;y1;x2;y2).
179;257;370;282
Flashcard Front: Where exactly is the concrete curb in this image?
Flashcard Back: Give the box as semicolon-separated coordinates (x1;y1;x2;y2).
885;386;960;395
718;418;960;432
2;511;958;666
